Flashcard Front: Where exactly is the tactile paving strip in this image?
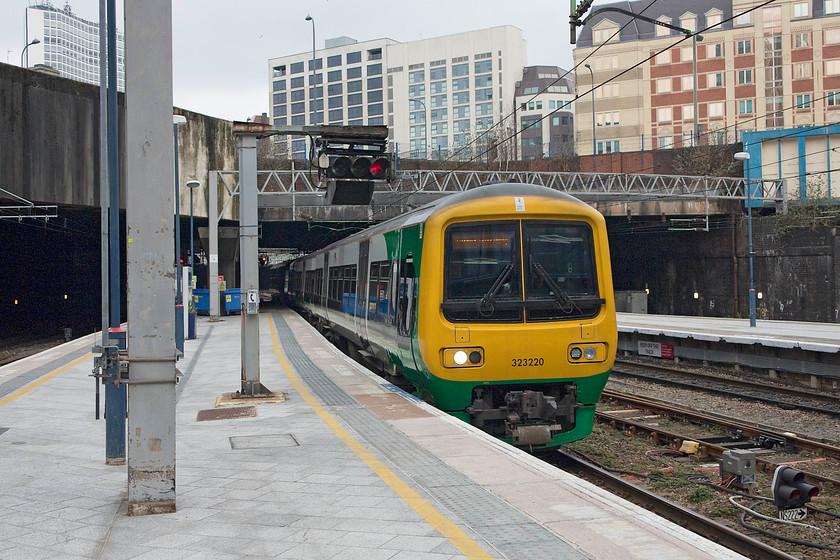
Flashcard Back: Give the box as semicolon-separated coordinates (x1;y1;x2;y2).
0;347;90;399
272;312;587;559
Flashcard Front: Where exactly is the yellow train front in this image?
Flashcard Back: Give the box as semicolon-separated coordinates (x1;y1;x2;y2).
411;183;616;448
288;183;616;449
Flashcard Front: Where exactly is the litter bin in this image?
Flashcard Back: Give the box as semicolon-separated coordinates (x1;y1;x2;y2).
223;288;241;314
193;289;210;315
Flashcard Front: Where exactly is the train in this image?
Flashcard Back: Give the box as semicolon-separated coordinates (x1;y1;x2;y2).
286;182;617;448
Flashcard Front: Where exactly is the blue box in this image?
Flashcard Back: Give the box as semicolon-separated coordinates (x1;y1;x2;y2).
194;289;209;314
224;289;241;314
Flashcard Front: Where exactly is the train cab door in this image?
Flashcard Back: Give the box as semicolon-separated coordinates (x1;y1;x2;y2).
357;240;370;340
396;253;416;344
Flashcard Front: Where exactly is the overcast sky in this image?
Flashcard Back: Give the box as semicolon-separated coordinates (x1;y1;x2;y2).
1;0;580;122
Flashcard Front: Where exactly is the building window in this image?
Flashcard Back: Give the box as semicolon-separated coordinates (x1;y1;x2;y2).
409;111;425;124
656;78;672;94
430;67;447;80
682;75;694;90
327;54;342;68
738;99;754;114
452;77;469;91
429;81;446;94
658;136;671;149
453;119;470;132
452;63;469;77
307;59;323;71
826;29;840;45
291;102;305;114
430;122;448;135
367;48;382;61
368;103;383;116
656;16;672;37
680;13;696;32
475;75;492;87
827;0;840;15
475;88;492;101
291;76;305;89
796;94;812;108
408;70;424;84
706;10;722;28
737;69;753;84
328;96;342;108
683;104;694;120
367;77;383;89
346;51;361;64
475;102;493;116
347;67;362;79
708;43;723;58
328;69;342;83
592;25;618;44
708;102;724;117
709;72;724;87
430;94;447;107
736;39;752;55
657;107;672;122
475;117;493;130
273;80;286;92
794;62;812;79
552;116;560;126
290;61;304;74
328;108;343;122
594;54;619;70
409;125;426;138
347;93;362;106
347;106;363;118
430;108;447;121
367;63;382;76
327;83;342;96
453;91;470;105
273;65;286;77
431;136;448;150
474;60;492;74
793;1;809;17
290;89;305;102
794;32;811;48
367;90;383;103
828;91;840;106
734;10;752;26
681;46;694;61
453;105;470;118
655;50;670;65
827;59;840;75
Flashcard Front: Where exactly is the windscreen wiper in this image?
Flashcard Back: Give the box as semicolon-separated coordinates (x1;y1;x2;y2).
530;257;578;314
478;262;514;314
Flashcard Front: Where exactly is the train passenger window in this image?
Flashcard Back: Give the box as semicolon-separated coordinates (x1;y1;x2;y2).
368;261;391;322
523;221;601;321
442;222;522;322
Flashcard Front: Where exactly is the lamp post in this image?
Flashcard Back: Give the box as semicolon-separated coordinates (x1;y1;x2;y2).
410;97;428;159
584;63;595;171
21;38;40;68
186;180;200;340
734;151;756;327
305;15;316;125
173;114;187;352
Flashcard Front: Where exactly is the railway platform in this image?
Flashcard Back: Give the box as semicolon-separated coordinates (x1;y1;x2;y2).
0;308;746;560
617;313;840;386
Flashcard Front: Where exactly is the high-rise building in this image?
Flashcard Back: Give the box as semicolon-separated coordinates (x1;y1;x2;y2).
268;26;527;162
25;4;124;91
573;0;840;156
514;65;576;160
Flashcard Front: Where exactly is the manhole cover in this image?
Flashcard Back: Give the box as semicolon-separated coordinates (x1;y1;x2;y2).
229;434;299;449
197;406;257;422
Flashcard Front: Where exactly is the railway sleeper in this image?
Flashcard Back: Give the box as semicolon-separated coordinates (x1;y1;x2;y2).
467;384;581;446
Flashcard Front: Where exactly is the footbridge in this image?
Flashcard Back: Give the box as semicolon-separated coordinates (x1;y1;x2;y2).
210;168;787;224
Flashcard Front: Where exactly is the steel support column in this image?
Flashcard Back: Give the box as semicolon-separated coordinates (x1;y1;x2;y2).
125;0;177;515
208;170;220;322
237;132;262;395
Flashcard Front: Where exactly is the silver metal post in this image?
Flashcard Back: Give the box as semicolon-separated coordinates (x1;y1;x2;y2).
98;0;109;349
125;0;177;515
585;63;595;171
734;151;756;327
208;170;220;322
237;132;261;395
692;34;700;144
306;15;316;125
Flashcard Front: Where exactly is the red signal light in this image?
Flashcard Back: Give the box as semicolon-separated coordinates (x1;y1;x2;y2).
370;157;390;179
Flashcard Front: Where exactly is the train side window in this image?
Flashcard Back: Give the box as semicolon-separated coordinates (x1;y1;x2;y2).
368;260;391;322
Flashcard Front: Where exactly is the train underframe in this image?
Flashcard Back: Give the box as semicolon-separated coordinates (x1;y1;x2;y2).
466;382;582;446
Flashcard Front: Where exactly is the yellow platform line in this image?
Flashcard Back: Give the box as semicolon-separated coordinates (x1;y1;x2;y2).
268;315;494;560
0;353;92;408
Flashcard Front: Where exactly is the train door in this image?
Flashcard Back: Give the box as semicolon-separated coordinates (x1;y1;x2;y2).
396;253;415;342
357;240;370;338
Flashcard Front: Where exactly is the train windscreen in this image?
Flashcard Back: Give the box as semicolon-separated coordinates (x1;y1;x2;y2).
442;220;602;322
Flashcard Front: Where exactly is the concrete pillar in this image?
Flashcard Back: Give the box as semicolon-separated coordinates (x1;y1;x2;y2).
208;170;220;322
124;0;177;515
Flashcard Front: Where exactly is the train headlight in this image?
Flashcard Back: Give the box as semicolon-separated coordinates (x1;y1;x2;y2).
568;343;607;363
443;347;484;368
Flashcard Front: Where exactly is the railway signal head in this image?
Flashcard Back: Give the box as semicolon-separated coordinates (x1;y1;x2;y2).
771;466;819;511
326;154;392;181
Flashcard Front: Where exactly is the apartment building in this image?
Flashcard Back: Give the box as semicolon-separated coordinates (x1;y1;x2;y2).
573;0;840;156
268;26;527;161
24;4;125;91
514;65;576;160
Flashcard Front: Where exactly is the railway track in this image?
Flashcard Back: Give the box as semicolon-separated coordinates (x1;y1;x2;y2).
612;358;840;417
548;449;799;560
599;390;840;490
